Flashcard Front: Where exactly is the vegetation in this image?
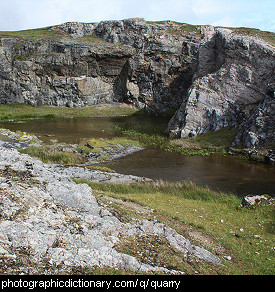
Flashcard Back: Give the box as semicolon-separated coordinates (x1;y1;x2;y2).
115;124;236;156
0;103;237;157
0;27;69;41
0;103;139;122
19;136;141;166
232;27;275;46
74;179;274;275
0;26;105;44
77;137;140;155
19;145;84;165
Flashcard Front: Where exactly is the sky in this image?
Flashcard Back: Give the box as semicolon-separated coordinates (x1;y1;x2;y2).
0;0;274;32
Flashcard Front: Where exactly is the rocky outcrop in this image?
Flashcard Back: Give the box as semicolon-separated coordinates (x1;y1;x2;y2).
232;92;275;149
167;27;275;149
239;194;273;208
0;18;201;113
0;18;274;149
0;145;221;273
0;37;134;107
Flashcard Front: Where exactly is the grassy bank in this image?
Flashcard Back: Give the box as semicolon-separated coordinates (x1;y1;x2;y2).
0;103;139;122
19;135;142;168
115;124;236;156
19;145;85;165
74;179;274;275
0;26;107;44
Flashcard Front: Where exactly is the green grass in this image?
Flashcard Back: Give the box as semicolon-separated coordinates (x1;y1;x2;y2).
18;136;141;166
77;137;140;154
0;103;139;122
74;179;274;275
0;26;116;46
0;26;102;42
115;125;236;156
232;27;275;46
19;145;84;165
0;26;109;47
170;128;237;154
0;27;69;41
75;179;238;204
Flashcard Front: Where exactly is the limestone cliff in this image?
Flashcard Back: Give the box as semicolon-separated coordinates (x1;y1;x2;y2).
0;18;274;149
0;18;200;112
0;37;134;106
167;26;275;149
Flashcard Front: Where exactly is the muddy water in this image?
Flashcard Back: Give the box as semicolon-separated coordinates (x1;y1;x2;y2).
0;116;168;144
102;149;275;196
1;117;274;196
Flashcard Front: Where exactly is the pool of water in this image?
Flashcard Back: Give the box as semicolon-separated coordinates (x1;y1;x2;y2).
1;117;274;197
0;115;168;144
101;148;275;196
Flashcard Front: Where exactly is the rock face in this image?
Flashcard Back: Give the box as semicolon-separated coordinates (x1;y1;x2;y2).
167;27;275;149
0;18;274;149
232;93;275;149
0;37;134;107
0;18;200;113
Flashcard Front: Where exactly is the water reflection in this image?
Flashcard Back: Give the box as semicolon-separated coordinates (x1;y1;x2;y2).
0;116;168;144
102;149;275;197
0;117;274;196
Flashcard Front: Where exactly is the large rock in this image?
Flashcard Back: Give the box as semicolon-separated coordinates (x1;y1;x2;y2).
232;90;275;148
239;194;273;208
167;27;275;150
0;37;134;106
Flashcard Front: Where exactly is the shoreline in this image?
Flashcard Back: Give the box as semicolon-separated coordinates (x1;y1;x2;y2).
0;132;223;275
0;127;274;274
0;103;274;165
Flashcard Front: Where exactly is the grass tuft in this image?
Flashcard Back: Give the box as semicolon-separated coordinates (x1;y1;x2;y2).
19;145;84;165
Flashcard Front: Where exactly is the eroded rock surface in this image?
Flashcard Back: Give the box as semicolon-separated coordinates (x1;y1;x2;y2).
0;146;221;274
167;27;275;150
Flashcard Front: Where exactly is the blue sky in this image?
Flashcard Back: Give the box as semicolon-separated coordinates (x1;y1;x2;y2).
0;0;274;32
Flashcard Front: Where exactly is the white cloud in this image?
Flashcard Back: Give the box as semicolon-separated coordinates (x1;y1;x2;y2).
0;0;274;32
